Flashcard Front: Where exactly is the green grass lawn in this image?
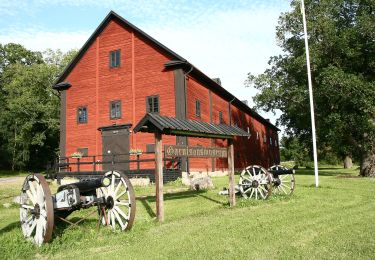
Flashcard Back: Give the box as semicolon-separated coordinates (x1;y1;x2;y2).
1;166;374;259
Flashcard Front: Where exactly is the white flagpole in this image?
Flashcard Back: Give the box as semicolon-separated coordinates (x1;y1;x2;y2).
301;0;319;187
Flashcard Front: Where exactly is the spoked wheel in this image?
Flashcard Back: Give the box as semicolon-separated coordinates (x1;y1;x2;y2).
19;174;54;246
269;165;295;195
239;165;272;200
97;171;136;231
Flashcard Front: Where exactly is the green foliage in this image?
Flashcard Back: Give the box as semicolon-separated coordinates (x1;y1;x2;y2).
246;0;375;167
0;43;78;170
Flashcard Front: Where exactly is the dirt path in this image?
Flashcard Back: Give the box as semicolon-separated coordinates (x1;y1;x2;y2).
0;177;25;185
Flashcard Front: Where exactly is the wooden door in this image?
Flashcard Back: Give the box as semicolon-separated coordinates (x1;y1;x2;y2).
101;126;130;171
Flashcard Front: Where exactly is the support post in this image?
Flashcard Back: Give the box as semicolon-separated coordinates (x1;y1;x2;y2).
154;131;164;222
227;139;236;207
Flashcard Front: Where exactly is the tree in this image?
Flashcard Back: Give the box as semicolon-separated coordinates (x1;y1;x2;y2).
246;0;375;176
0;44;77;170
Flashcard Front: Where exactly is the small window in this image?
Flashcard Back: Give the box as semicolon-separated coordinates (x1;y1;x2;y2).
77;106;88;124
270;137;272;145
275;140;278;147
195;100;201;117
147;95;159;113
219;111;224;124
247;126;251;139
256;132;259;140
77;148;88;156
110;100;121;119
109;50;121;68
263;135;267;143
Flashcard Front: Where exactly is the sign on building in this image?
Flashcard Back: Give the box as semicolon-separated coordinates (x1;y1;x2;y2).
164;145;228;158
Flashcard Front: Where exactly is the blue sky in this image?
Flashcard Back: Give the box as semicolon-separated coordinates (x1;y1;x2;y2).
0;0;292;127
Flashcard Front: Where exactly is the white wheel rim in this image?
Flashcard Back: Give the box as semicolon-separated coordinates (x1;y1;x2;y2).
97;171;133;230
20;175;49;246
239;165;271;200
269;165;295;195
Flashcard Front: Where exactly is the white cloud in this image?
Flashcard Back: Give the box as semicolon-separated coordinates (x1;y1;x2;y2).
0;29;90;52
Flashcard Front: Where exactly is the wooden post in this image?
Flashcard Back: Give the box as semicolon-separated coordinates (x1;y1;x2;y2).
227;138;236;207
154;131;164;222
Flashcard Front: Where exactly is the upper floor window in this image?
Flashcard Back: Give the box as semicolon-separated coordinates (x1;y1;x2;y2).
77;106;88;124
263;135;267;143
256;132;259;140
195;100;201;117
270;137;273;145
110;100;121;119
219;111;224;124
147;95;159;113
109;50;121;68
275;140;278;147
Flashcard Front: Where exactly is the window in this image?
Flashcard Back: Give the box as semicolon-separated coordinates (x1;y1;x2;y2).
195;100;201;117
270;137;272;145
263;135;267;143
77;106;87;124
219;111;224;124
247;126;251;139
109;50;121;68
110;100;121;119
256;132;259;140
147;95;159;113
275;140;278;147
77;148;88;156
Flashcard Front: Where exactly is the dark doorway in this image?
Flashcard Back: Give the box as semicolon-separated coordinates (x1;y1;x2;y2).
99;124;131;171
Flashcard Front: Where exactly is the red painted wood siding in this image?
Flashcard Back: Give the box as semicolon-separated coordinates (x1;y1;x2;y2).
63;18;279;172
64;20;177;170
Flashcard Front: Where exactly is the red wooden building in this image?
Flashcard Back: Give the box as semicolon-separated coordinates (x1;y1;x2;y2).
54;11;280;175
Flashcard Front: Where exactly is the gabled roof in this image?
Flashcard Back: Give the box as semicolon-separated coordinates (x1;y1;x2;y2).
55;10;279;131
133;113;251;139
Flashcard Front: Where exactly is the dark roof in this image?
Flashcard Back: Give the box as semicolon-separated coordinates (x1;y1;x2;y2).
133;113;251;139
55;10;279;131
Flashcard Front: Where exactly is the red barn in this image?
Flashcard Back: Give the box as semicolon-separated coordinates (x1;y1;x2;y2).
54;11;280;178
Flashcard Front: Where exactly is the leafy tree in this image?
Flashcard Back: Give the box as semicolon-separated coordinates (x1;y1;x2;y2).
246;0;375;176
0;44;77;170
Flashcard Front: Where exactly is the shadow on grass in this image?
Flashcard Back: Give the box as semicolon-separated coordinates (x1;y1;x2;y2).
136;190;225;218
0;221;19;234
295;168;359;177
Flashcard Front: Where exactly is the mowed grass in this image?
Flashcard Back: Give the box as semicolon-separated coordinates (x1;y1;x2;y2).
0;166;374;259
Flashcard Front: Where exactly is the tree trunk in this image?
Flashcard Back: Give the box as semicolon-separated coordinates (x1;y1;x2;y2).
360;151;375;177
343;155;353;169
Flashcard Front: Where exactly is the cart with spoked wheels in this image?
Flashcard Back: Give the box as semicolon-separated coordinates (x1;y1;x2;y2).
219;164;295;200
19;171;136;246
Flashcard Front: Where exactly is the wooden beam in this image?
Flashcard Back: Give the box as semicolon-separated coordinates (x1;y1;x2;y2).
154;131;164;222
227;139;236;207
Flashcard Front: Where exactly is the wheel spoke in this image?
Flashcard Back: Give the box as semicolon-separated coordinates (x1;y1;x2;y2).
249;188;254;198
112;208;126;230
255;189;258;200
114;206;129;221
21;204;34;210
280;185;288;194
114;180;122;195
26;190;36;205
111;174;115;193
26;220;37;237
258;188;265;199
116;190;127;200
29;181;38;201
110;209;116;229
116;201;130;207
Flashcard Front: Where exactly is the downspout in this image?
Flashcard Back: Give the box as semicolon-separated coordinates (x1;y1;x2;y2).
183;64;193;174
229;97;235;126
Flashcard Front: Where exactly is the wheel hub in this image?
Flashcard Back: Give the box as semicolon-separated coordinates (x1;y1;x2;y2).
32;203;41;219
106;196;115;209
251;180;259;188
274;178;281;186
